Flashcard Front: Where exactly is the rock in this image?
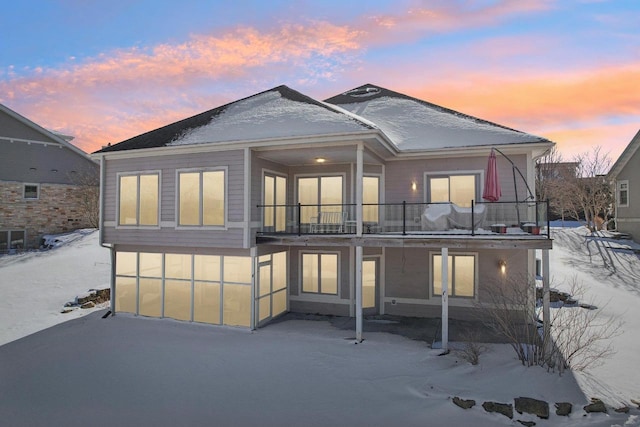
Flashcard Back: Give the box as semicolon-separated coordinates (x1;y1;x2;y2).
80;301;96;309
482;401;513;419
515;397;549;419
555;402;572;416
614;406;630;413
76;292;96;305
60;308;74;314
453;397;476;409
584;399;607;414
64;301;74;307
517;421;536;427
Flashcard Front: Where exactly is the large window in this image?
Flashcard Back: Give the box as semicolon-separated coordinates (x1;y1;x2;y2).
118;173;159;226
427;174;479;208
432;253;476;298
618;180;629;207
298;176;343;223
301;252;338;295
178;169;225;226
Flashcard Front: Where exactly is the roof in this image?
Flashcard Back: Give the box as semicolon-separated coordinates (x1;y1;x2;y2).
96;85;375;153
97;83;552;154
608;129;640;179
324;84;549;150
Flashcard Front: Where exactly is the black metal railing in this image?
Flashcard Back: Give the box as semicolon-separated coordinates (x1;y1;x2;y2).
256;200;550;237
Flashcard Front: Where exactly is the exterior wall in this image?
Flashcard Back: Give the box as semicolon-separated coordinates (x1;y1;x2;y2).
0;180;95;249
102;150;246;248
616;148;640;238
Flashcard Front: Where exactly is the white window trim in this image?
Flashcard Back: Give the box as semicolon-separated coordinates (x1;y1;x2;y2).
175;167;228;230
429;251;478;299
423;170;484;204
115;170;161;229
299;250;341;297
617;180;629;208
23;183;40;200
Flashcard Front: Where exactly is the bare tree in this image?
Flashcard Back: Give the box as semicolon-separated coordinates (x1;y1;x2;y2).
69;167;100;228
535;147;576;223
476;274;623;375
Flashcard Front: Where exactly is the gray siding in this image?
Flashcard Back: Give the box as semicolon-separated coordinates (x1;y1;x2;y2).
103;149;246;248
616;148;640;238
0;110;49;141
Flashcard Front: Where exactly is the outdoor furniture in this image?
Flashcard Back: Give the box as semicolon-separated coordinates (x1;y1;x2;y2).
309;211;348;233
421;203;486;231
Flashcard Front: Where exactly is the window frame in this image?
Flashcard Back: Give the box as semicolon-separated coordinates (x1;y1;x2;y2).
175;167;228;229
23;183;39;200
295;173;346;224
299;251;340;296
262;169;288;232
116;171;161;228
617;180;629;208
430;251;478;299
424;170;483;208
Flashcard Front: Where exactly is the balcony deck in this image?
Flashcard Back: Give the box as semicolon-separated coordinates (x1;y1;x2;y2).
256;201;552;250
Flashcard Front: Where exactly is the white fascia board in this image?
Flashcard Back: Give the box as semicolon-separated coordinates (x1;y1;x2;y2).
93;130;397;160
387;141;555;161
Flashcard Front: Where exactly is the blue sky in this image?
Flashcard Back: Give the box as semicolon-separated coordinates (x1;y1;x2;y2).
1;0;638;159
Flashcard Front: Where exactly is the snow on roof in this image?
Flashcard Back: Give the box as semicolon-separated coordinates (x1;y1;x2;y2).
334;94;544;150
168;90;371;146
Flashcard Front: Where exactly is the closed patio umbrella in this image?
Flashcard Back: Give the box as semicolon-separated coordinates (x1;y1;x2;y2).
482;149;501;202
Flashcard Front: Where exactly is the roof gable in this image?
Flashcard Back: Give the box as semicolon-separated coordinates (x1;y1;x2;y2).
325;84;549;150
608;129;640;179
97;85;374;153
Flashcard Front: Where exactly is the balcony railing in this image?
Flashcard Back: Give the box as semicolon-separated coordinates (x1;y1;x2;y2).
257;200;550;237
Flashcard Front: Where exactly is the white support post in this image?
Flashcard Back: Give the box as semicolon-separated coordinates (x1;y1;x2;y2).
542;249;551;351
355;245;363;342
441;247;449;353
356;143;363;237
250;246;257;330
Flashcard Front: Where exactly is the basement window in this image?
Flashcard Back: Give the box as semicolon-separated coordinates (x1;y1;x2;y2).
24;184;39;199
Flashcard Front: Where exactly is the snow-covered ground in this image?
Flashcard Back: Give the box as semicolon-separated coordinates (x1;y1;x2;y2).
0;227;639;426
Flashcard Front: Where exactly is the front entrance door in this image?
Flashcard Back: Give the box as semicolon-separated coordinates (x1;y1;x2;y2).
362;258;379;315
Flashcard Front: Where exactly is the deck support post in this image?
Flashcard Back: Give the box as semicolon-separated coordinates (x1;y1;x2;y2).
355;245;363;342
356;143;363;237
542;248;551;355
441;247;449;353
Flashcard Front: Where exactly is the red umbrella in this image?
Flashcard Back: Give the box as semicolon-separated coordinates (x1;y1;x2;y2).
482;149;502;202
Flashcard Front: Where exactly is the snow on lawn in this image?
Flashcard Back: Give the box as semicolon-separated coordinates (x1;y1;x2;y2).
0;229;110;346
548;227;640;407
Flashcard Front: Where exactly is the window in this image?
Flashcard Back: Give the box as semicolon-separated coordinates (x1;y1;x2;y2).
297;176;343;223
427;174;479;208
618;180;629;207
264;174;287;231
301;252;338;295
0;230;25;253
432;253;476;297
24;184;39;199
178;169;225;226
118;173;159;226
363;176;379;223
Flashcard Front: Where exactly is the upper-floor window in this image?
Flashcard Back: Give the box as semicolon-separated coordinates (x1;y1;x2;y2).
297;175;343;223
23;184;39;199
363;176;379;223
618;180;629;207
426;173;479;208
118;173;159;226
432;252;476;298
178;169;225;226
263;173;287;232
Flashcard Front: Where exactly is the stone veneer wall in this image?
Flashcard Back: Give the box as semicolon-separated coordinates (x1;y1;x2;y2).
0;181;97;249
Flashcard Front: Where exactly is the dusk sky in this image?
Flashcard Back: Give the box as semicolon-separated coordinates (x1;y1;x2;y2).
1;0;638;161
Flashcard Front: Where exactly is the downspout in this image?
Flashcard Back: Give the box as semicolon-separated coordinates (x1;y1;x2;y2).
98;154;116;317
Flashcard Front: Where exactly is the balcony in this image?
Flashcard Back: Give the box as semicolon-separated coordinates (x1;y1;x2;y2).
257;200;551;241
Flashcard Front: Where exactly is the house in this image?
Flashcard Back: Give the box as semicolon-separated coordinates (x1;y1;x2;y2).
93;84;554;343
609;129;640;238
0;103;99;253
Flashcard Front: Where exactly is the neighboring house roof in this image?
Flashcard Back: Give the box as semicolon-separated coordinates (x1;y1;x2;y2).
96;83;552;154
96;85;375;153
0;103;97;184
608;129;640;179
325;84;549;151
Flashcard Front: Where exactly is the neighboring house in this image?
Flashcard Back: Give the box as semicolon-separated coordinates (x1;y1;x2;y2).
93;84;554;339
0;103;99;253
609;129;640;238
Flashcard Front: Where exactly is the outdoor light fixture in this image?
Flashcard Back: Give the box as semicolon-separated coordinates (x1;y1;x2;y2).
499;259;507;274
315;157;326;163
411;181;417;191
